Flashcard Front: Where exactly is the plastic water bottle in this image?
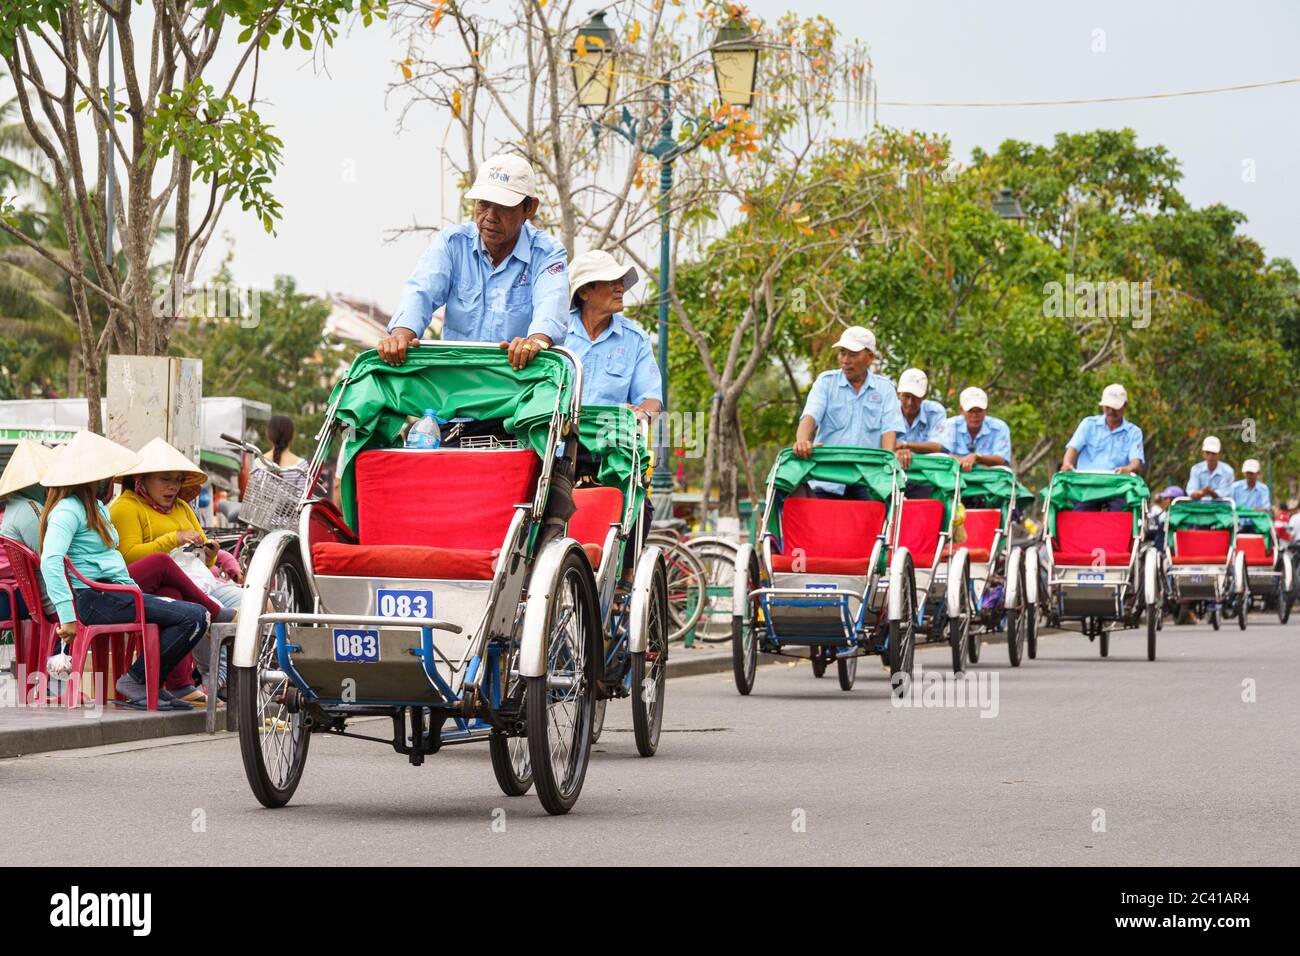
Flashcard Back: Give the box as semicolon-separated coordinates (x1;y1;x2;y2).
406;410;442;450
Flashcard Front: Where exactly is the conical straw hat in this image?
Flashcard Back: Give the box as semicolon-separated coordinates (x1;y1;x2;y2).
0;439;58;497
118;436;207;487
39;431;142;488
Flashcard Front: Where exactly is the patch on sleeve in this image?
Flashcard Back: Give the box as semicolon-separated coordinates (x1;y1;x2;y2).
546;262;565;275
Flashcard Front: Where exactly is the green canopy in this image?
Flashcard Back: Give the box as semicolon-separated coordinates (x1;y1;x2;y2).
577;404;648;523
902;453;961;526
1234;508;1274;539
1043;471;1149;536
960;466;1035;511
766;446;902;535
328;346;574;527
1167;499;1238;533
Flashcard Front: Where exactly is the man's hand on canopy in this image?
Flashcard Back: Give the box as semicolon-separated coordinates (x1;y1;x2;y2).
502;335;551;370
378;328;418;366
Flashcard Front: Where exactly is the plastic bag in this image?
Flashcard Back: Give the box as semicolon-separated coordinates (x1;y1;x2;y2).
170;547;219;596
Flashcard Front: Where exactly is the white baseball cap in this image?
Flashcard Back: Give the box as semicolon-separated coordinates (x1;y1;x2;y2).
1202;436;1221;454
465;154;539;207
1242;458;1261;474
897;368;929;398
832;326;876;353
960;387;989;412
1100;383;1128;410
568;250;638;310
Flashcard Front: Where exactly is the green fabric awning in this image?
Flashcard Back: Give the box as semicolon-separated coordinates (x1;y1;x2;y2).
328;346;574;527
766;446;902;535
960;466;1035;510
1167;499;1239;533
1234;508;1274;539
902;453;961;526
1043;471;1150;536
577;404;647;523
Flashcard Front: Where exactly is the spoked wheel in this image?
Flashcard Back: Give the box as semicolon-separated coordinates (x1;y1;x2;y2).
1025;592;1039;660
966;618;982;664
811;648;828;679
590;696;607;744
525;550;600;816
656;540;706;641
1146;603;1158;662
836;652;857;691
731;553;762;695
951;577;971;673
1280;554;1295;624
235;558;310;808
1210;605;1221;631
489;732;533;796
631;562;668;757
889;555;917;698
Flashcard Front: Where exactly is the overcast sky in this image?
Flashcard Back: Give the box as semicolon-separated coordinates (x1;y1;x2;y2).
211;0;1300;312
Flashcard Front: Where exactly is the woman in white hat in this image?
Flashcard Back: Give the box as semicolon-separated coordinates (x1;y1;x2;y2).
39;431;211;711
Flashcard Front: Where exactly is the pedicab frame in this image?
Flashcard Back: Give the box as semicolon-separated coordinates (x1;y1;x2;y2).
230;342;604;815
1235;507;1295;624
1163;497;1250;632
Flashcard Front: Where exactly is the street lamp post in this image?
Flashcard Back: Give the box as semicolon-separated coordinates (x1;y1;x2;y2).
992;186;1026;226
571;11;760;499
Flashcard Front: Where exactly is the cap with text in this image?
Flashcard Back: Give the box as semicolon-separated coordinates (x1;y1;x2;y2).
465;154;539;207
831;326;876;353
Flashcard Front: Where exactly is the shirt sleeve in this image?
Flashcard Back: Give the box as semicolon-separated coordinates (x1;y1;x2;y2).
880;387;907;437
992;421;1012;463
40;504;78;625
937;417;958;454
629;334;663;406
1187;465;1204;492
1065;418;1089;452
388;232;455;338
110;496;176;565
801;376;828;426
1128;425;1145;464
528;249;570;345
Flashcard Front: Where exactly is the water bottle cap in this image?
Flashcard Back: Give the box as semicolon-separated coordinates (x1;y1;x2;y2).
424;409;438;417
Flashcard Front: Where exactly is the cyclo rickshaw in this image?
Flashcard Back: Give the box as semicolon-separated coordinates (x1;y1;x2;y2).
1236;508;1294;623
569;404;669;756
231;343;604;815
893;453;978;674
736;446;922;696
959;466;1039;667
1163;497;1250;631
1042;470;1162;660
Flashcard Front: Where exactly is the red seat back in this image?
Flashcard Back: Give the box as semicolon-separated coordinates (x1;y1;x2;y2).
781;498;885;559
1236;535;1268;560
1056;511;1134;563
0;536;51;627
1174;529;1231;561
897;498;945;566
963;509;1002;552
568;487;625;546
354;449;540;551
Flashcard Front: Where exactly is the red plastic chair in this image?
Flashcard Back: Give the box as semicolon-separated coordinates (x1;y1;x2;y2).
61;558;161;711
0;578;33;686
1;538;57;702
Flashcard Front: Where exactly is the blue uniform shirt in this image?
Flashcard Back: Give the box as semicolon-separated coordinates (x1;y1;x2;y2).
1066;414;1145;471
1187;461;1235;498
389;221;569;345
1230;479;1270;510
801;370;906;496
938;415;1013;464
898;398;947;445
567;310;662;407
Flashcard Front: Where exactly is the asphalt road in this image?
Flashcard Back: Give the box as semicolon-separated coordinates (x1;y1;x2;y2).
4;619;1296;866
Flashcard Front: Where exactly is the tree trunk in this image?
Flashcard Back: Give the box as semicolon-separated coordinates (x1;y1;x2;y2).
715;397;740;521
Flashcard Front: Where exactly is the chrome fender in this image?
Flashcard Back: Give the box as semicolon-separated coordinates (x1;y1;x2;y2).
519;538;588;679
733;543;756;617
1283;551;1294;594
627;545;665;655
232;530;300;669
1024;546;1040;605
888;546;912;622
947;547;970;618
1144;548;1160;606
1234;551;1248;595
1004;546;1023;610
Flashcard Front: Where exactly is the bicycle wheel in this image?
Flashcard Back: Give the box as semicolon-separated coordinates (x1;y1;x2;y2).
655;540;706;642
690;539;742;644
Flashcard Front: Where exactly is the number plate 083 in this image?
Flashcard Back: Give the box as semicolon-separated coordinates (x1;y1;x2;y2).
376;588;434;619
333;628;380;663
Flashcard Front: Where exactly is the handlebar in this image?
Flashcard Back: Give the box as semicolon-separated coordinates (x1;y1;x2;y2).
220;432;284;475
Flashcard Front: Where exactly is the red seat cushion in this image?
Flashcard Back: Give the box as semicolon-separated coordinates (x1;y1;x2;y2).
770;553;872;575
897;498;945;568
354;449;540;549
780;498;885;560
581;543;603;569
962;509;1001;553
1173;529;1230;564
1054;510;1135;566
312;542;498;580
568;487;625;547
1236;535;1273;567
944;544;991;563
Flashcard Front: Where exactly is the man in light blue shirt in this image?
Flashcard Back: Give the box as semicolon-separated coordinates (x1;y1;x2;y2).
1230;459;1270;510
379;154;568;370
1188;436;1235;500
1062;383;1144;474
893;367;946;470
938;387;1012;471
794;326;906;498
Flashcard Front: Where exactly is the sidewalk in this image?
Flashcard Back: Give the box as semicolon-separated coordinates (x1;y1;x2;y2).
0;630;1015;759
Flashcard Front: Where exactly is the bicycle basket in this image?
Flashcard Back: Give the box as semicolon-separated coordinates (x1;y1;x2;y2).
241;468;301;532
